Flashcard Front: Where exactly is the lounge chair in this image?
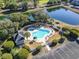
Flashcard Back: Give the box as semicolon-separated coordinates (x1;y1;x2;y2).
29;40;35;44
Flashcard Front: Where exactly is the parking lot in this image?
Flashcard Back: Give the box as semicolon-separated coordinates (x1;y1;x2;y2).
33;42;79;59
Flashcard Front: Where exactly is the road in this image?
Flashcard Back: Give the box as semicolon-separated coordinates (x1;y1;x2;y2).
0;9;10;13
33;42;79;59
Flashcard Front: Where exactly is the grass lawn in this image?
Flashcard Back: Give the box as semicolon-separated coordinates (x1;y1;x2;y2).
39;0;49;5
0;16;6;20
48;32;61;42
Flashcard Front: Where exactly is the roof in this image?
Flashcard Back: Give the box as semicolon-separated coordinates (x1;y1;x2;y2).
13;32;24;46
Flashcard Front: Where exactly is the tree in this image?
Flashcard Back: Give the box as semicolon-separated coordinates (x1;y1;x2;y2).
16;48;29;59
0;29;8;39
33;11;49;22
0;20;13;29
0;0;4;9
24;32;30;40
0;50;2;57
6;3;18;11
3;41;15;51
8;28;15;34
33;0;39;8
13;22;20;32
19;14;29;27
10;13;20;22
2;53;13;59
23;45;30;52
48;0;61;5
62;0;68;3
11;47;20;56
3;0;18;10
10;13;29;25
21;2;28;11
49;39;58;47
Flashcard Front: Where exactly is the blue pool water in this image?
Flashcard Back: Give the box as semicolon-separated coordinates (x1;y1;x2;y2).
32;29;50;39
45;8;79;25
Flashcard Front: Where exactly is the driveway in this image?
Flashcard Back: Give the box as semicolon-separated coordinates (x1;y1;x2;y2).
33;42;79;59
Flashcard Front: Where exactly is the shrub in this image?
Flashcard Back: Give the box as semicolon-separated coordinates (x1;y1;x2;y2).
70;29;79;38
49;39;58;47
16;48;29;59
48;21;52;24
23;45;30;52
36;45;42;50
32;45;42;55
11;47;19;56
0;57;2;59
0;50;2;56
0;29;8;38
58;37;65;44
3;41;15;51
2;53;13;59
63;30;70;36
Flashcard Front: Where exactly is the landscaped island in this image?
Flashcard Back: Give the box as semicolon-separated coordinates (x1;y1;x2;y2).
0;0;79;59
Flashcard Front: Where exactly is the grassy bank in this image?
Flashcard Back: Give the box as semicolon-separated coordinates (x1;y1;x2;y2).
23;5;61;14
54;18;79;30
63;6;79;14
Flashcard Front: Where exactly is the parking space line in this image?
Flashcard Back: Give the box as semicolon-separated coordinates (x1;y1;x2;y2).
60;48;70;58
56;50;64;59
65;45;74;55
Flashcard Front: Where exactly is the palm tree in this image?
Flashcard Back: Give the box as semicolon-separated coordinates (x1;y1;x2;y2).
24;31;30;40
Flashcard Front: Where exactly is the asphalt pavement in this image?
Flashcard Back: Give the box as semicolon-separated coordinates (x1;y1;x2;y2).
33;42;79;59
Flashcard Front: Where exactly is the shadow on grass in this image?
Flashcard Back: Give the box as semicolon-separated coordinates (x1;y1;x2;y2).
58;38;65;44
2;9;27;14
66;36;76;42
32;49;41;56
48;42;57;47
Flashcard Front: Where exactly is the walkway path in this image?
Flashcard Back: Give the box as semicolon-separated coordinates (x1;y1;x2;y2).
0;9;10;13
33;42;79;59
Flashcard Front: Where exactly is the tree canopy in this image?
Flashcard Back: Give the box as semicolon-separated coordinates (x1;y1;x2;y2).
16;48;29;59
3;41;15;49
2;53;13;59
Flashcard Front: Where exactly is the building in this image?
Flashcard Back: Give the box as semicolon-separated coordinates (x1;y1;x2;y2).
13;31;24;47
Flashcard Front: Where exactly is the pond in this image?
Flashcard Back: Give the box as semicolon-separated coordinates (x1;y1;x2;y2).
45;7;79;25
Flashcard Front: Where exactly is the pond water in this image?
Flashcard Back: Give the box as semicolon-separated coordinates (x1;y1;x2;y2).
45;7;79;25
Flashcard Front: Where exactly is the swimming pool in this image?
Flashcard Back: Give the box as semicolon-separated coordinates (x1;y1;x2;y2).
28;27;54;42
32;29;50;39
45;7;79;25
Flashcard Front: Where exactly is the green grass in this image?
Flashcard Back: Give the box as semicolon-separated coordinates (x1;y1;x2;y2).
39;0;49;5
0;16;5;20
